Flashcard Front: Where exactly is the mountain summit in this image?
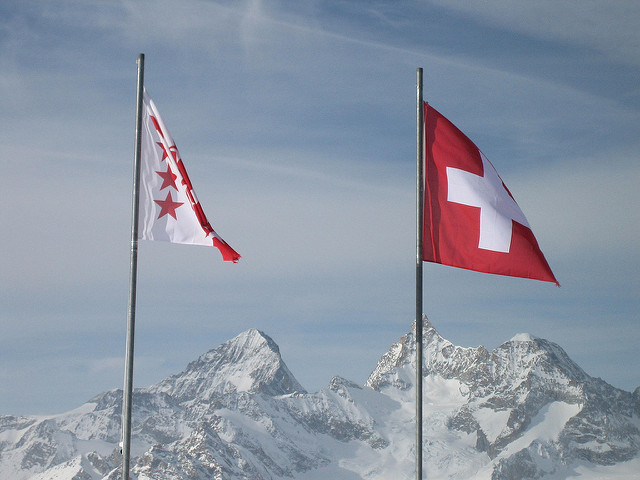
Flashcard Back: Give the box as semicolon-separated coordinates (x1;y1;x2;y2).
150;328;306;401
369;318;640;474
1;321;639;479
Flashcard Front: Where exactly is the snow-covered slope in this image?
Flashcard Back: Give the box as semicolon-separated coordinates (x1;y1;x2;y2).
1;321;639;479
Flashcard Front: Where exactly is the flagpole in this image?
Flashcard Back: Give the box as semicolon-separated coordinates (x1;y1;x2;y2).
121;53;144;480
415;67;424;480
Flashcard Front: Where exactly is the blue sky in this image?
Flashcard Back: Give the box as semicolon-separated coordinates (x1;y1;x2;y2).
1;0;639;415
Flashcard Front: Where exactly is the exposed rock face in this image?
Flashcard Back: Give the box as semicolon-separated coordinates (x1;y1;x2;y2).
367;319;640;478
1;322;639;479
149;329;307;401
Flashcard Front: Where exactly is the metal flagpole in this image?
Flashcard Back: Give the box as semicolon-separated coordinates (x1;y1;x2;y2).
121;53;144;480
415;67;424;480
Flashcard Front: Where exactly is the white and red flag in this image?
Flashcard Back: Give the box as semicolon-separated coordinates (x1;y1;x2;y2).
138;89;240;262
423;103;557;284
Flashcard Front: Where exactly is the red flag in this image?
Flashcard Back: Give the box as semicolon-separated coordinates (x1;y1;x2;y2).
139;89;240;263
423;103;557;284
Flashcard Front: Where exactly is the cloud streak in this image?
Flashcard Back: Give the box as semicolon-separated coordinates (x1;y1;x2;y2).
1;0;638;414
429;0;640;66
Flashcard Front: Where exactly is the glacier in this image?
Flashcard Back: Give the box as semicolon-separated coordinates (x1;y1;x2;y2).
1;319;639;480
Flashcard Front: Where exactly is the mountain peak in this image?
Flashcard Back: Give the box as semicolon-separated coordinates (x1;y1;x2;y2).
149;329;306;401
3;322;639;480
201;328;280;363
365;317;489;392
492;333;590;388
366;319;591;396
509;332;538;342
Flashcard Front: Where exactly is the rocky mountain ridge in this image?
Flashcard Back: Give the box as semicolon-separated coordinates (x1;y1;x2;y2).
1;321;639;479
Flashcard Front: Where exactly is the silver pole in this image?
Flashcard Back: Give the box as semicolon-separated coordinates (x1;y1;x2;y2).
122;53;144;480
415;67;424;480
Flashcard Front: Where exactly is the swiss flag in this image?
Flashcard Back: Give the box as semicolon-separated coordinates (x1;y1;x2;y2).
423;103;557;285
138;89;240;263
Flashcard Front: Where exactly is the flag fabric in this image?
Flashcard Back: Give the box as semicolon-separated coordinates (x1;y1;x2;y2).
138;89;240;263
423;103;557;284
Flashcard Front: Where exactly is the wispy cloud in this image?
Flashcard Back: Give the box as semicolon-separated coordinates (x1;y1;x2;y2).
429;0;640;66
1;0;638;414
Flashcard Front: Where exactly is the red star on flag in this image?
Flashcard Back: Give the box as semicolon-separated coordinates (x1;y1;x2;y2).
155;166;178;191
154;191;184;220
139;89;241;262
156;141;178;162
156;141;169;161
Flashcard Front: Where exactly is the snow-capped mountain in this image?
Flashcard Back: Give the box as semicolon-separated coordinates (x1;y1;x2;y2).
1;321;639;480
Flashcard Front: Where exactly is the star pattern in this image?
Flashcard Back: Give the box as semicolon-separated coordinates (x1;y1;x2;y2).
156;141;178;161
154;191;184;220
155;166;178;191
149;129;183;219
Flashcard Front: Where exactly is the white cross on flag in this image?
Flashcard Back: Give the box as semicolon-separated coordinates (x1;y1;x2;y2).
138;89;240;263
423;103;557;284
